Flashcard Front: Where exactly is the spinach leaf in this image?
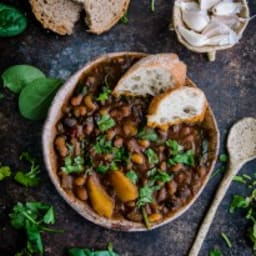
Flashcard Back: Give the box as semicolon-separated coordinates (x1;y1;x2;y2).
1;65;45;93
126;170;138;184
137;128;158;142
18;77;62;120
0;4;27;37
145;148;159;166
97;115;116;132
0;166;11;181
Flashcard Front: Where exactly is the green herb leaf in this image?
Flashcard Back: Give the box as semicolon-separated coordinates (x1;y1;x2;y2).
166;140;183;155
0;4;27;37
94;135;113;154
137;128;158;142
168;149;195;166
120;13;128;24
0;92;4;101
96;86;111;102
62;156;84;174
136;184;159;208
229;195;250;213
97;115;116;132
0;166;11;181
67;245;119;256
2;65;45;93
219;154;228;163
221;232;232;248
211;166;225;179
43;207;55;224
209;249;222;256
126;170;138;184
145;148;159;166
18;77;62;120
233;175;247;184
96;165;109;174
150;0;155;12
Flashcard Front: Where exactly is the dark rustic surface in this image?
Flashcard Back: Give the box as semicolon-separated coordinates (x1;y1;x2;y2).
0;0;256;255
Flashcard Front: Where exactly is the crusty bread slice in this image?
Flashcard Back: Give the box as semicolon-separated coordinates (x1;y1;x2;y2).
113;53;187;96
147;87;207;127
83;0;130;35
29;0;82;35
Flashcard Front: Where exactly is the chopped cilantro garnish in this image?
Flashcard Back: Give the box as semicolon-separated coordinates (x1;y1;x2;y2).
61;155;84;174
166;139;183;155
94;135;113;154
136;184;159;208
97;115;116;132
126;170;138;184
120;13;128;24
137;128;158;141
221;232;232;248
168;149;195;166
145;148;159;166
96;86;111;102
209;249;222;256
0;165;11;181
219;154;228;163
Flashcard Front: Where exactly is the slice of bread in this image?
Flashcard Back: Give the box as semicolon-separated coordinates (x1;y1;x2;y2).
112;53;187;96
83;0;130;35
29;0;82;35
147;87;207;127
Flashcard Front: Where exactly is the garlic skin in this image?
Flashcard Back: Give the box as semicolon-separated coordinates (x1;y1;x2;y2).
211;15;246;30
178;26;208;47
212;1;243;16
182;9;210;32
199;0;220;10
175;1;200;11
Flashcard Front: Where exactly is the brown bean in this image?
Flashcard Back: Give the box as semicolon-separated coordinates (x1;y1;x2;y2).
175;172;186;184
84;121;94;135
55;136;68;157
114;137;123;148
131;153;144;165
181;127;192;136
170;163;184;172
86;76;96;86
103;153;113;161
159;161;167;171
120;106;131;117
71;95;83;106
75;186;88;201
148;213;162;222
62;104;71;114
123;120;138;137
138;139;150;148
145;204;152;215
126;139;141;153
167;180;177;195
157;187;167;202
84;95;97;110
106;128;117;140
99;107;109;116
74;175;87;186
126;210;143;222
198;165;207;177
63;118;77;128
61;174;73;190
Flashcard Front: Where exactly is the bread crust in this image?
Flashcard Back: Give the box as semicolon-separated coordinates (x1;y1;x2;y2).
29;0;82;35
147;86;207;128
113;53;187;96
84;0;130;35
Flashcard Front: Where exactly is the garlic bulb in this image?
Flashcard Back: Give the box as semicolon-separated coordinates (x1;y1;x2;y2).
175;1;199;11
182;9;210;32
212;1;243;16
202;21;230;37
206;33;239;46
199;0;220;10
178;26;208;46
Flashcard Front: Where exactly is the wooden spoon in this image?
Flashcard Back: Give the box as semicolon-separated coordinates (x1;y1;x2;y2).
189;117;256;256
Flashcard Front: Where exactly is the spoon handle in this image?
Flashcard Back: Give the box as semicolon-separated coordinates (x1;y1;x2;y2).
188;162;239;256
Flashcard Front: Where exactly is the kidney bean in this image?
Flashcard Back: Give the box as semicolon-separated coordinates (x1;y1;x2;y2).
55;136;68;157
75;186;88;201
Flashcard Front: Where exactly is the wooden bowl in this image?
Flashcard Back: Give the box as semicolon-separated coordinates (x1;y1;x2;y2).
42;52;219;231
173;0;250;61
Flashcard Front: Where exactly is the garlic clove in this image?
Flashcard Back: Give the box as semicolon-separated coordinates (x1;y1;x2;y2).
178;26;208;46
212;1;243;16
211;15;246;30
182;9;210;32
206;31;239;46
175;1;200;11
199;0;220;10
202;21;232;37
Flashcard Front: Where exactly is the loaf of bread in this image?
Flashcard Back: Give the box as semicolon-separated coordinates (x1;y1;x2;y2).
113;53;187;96
29;0;82;35
147;87;207;127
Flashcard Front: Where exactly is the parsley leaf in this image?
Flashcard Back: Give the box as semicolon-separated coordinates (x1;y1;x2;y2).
137;128;158;142
96;86;111;102
209;249;222;256
126;170;138;184
9;202;62;255
61;155;84;174
168;149;195;166
145;148;159;166
14;152;40;187
97;115;116;132
0;165;11;181
120;13;128;24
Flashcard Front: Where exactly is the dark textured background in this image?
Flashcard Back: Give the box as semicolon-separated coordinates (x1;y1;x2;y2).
0;0;256;255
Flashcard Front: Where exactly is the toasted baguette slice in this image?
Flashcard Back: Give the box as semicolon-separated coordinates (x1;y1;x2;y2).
147;87;207;127
29;0;82;35
113;53;187;96
83;0;130;35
